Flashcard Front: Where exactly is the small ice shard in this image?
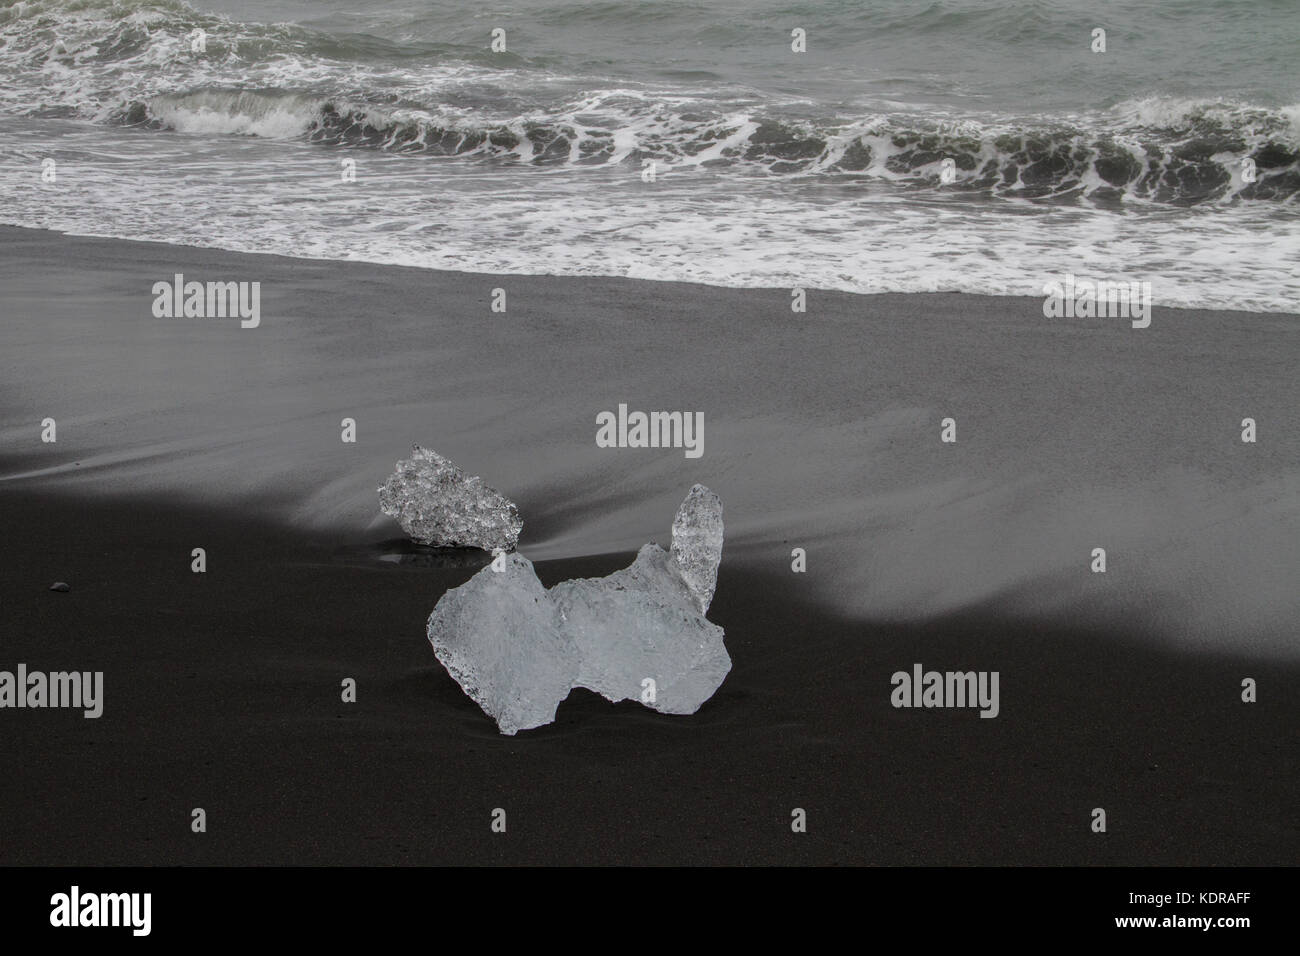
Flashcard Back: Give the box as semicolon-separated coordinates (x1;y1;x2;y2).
425;484;729;733
378;445;522;551
427;552;577;736
552;543;730;715
669;483;724;613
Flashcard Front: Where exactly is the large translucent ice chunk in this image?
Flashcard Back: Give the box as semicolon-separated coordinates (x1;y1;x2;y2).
426;552;577;736
670;483;724;613
425;484;729;733
379;445;522;551
552;544;731;715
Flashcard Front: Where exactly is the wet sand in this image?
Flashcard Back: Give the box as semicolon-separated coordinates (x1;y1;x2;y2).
0;225;1296;864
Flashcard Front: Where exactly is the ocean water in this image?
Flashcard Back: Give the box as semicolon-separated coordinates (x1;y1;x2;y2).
0;0;1297;310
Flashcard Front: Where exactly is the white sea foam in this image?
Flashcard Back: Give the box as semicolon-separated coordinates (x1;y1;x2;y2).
4;120;1296;312
1;0;1296;311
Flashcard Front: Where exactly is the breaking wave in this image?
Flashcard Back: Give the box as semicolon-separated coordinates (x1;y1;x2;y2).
2;0;1296;205
113;90;1300;205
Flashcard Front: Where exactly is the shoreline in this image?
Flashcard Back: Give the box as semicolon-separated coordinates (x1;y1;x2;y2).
1;222;1293;317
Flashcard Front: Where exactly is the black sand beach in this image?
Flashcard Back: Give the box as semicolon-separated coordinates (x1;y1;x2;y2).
1;225;1296;865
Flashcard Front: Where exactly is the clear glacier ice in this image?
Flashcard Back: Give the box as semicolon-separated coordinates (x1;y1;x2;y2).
426;551;577;736
553;543;730;715
378;445;522;551
669;483;724;613
424;484;728;734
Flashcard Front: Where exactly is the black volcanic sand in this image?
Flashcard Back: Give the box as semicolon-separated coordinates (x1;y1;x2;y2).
2;226;1298;655
0;488;1294;866
0;224;1297;865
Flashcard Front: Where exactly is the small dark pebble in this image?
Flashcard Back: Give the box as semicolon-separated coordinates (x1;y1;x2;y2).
49;582;70;592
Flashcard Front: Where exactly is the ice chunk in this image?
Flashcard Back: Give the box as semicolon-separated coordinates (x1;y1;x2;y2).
425;485;729;733
669;483;724;613
552;544;731;715
379;445;522;551
426;552;577;736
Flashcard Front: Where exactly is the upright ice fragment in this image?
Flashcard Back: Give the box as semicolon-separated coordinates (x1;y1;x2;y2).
669;483;724;613
378;445;522;551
